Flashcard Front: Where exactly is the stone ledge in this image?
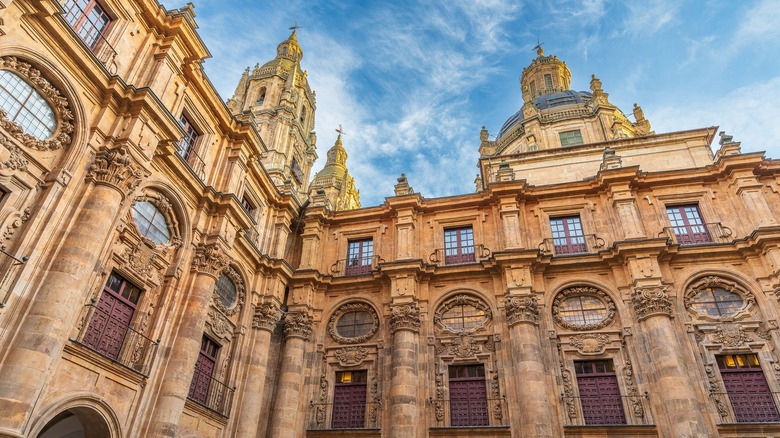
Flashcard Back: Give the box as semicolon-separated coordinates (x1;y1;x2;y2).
717;422;780;437
306;429;381;438
429;426;511;438
564;424;658;438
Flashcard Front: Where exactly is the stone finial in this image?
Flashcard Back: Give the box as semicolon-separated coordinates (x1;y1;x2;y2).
474;174;483;192
633;103;645;122
480;126;489;142
190;242;230;278
599;146;623;171
495;161;515;182
283;311;313;340
715;131;742;158
505;295;540;326
394;173;414;196
87;146;143;197
252;63;261;75
590;74;603;94
632;103;652;134
718;131;734;145
389;302;421;333
631;285;673;321
253;302;283;332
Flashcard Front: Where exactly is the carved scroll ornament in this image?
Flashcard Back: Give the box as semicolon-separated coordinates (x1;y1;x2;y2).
505;295;540;327
632;285;673;321
87;146;143;196
252;302;282;332
334;346;369;366
284;311;313;340
190;242;230;279
389;302;421;333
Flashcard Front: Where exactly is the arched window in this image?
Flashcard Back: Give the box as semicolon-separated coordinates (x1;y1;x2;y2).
299;106;307;124
215;273;237;309
256;88;266;105
131;201;171;244
0;70;56;140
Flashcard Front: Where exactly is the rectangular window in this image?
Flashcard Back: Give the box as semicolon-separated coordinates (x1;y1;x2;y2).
178;114;199;159
444;227;476;265
574;360;626;425
529;80;537;96
345;239;373;276
188;336;219;406
666;205;712;245
241;194;256;217
717;354;780;422
448;364;488;426
291;157;304;183
550;216;587;255
331;370;368;428
559;130;584;147
544;74;553;89
61;0;111;49
82;272;141;360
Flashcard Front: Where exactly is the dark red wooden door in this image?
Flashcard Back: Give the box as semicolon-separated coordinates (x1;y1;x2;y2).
551;216;586;254
332;371;367;428
666;205;712;244
444;227;476;264
189;337;218;405
575;360;626;425
83;272;140;360
345;239;373;276
718;354;780;422
449;365;488;426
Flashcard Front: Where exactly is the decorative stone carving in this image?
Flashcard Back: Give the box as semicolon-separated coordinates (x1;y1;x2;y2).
705;363;729;419
389;302;421;333
190;242;229;279
434;294;492;334
552;286;616;330
622;360;645;419
368;380;380;424
712;323;752;347
0;207;30;250
208;308;232;339
284;311;313;340
569;333;611;355
0;56;74;151
0;133;28;171
120;241;158;280
211;265;245;317
434;372;445;421
560;362;577;421
86;146;143;196
684;275;754;321
449;335;481;358
328;302;379;344
252;302;282;332
315;369;328;425
632;285;673;321
334;346;369;366
505;295;540;326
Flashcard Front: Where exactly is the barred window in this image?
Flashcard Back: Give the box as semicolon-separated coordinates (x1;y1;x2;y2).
0;70;56;140
215;273;237;309
132;201;171;244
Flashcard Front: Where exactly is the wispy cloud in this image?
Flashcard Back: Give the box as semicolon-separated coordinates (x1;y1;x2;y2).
618;0;679;37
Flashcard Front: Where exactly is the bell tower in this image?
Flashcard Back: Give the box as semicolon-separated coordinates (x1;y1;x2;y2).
227;28;317;197
519;43;572;103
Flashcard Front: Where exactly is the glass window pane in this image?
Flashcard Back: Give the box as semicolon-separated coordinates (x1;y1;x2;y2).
0;70;57;140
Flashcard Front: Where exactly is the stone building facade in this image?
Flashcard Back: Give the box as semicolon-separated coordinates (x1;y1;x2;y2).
1;1;780;438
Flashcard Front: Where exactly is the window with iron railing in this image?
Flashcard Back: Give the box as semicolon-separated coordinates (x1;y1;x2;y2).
444;227;476;264
345;239;373;276
550;216;586;254
178;114;199;158
61;0;111;49
665;205;712;245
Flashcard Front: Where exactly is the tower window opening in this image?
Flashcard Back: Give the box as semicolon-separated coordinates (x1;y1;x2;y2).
544;74;553;90
559;130;583;147
256;89;265;105
529;80;537;96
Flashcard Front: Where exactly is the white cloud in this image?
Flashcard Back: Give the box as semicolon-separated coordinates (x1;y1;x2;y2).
619;0;679;37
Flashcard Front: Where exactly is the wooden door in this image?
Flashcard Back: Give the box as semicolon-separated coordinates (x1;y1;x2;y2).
332;371;367;428
719;354;780;422
189;337;219;405
82;272;140;360
575;360;626;425
449;365;488;426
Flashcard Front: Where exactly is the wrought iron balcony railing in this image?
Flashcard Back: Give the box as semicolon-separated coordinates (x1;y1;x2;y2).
330;255;383;276
58;0;118;74
429;244;491;266
560;394;653;426
538;234;605;256
709;391;780;424
187;371;235;417
72;303;159;376
427;398;509;428
307;401;382;430
177;141;206;181
660;222;733;246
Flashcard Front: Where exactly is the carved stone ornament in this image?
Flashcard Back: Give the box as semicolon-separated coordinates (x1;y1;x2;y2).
684;275;754;321
631;285;673;321
284;311;313;340
434;294;493;334
130;192;182;247
328;302;379;344
622;360;645;419
560;362;578;421
190;242;229;279
552;286;616;331
505;295;540;326
569;333;611;355
252;302;282;332
86;146;143;196
449;335;482;358
712;323;753;347
0;56;74;151
334;346;369;366
389;302;421;333
0;133;29;172
120;241;159;281
207;308;232;339
211;265;245;317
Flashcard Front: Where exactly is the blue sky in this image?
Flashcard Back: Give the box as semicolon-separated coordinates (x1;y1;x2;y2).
161;0;780;207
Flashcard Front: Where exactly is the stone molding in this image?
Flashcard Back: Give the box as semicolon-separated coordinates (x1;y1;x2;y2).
434;294;492;334
190;242;230;279
327;301;379;344
0;132;28;171
389;302;421;333
505;295;540;326
284;311;313;340
632;285;673;321
212;265;245;317
684;275;754;321
334;346;369;366
252;302;282;332
86;146;143;196
552;286;616;331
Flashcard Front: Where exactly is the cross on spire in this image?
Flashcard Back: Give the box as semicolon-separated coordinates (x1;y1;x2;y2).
289;20;303;32
533;37;544;56
336;124;346;137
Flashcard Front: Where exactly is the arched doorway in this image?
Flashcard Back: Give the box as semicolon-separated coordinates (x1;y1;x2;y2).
37;407;110;438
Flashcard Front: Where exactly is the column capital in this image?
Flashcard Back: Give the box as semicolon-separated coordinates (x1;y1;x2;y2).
283;311;313;340
190;242;230;279
505;295;540;326
632;285;673;321
253;302;283;332
389;302;421;333
86;146;143;197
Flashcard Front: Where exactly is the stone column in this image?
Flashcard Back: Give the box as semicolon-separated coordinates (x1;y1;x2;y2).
504;295;555;437
149;243;229;437
0;147;141;436
632;285;712;437
234;302;283;438
268;311;312;438
388;302;422;438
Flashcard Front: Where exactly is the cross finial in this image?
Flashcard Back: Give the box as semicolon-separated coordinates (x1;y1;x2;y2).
533;37;544;56
289;20;303;32
335;124;346;137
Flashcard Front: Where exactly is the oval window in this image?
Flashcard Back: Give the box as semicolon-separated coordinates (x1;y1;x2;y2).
336;310;374;338
215;273;237;309
440;303;487;332
689;287;744;317
131;201;171;244
0;70;57;140
558;295;608;326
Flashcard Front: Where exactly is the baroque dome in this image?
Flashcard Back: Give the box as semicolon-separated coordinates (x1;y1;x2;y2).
497;90;592;139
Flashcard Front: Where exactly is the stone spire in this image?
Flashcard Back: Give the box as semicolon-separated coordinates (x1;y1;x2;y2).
309;130;360;211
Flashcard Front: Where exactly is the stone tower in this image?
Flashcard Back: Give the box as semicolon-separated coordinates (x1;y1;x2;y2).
309;132;361;210
228;29;317;197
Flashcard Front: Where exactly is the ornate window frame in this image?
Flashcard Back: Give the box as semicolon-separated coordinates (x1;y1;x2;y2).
434;294;493;335
684;275;755;322
552;286;617;331
128;192;182;248
0;56;73;151
328;302;380;344
211;265;245;317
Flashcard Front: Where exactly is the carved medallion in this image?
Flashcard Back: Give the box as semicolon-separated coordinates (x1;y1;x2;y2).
208;308;232;338
569;333;611;354
334;346;369;366
712;323;753;347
